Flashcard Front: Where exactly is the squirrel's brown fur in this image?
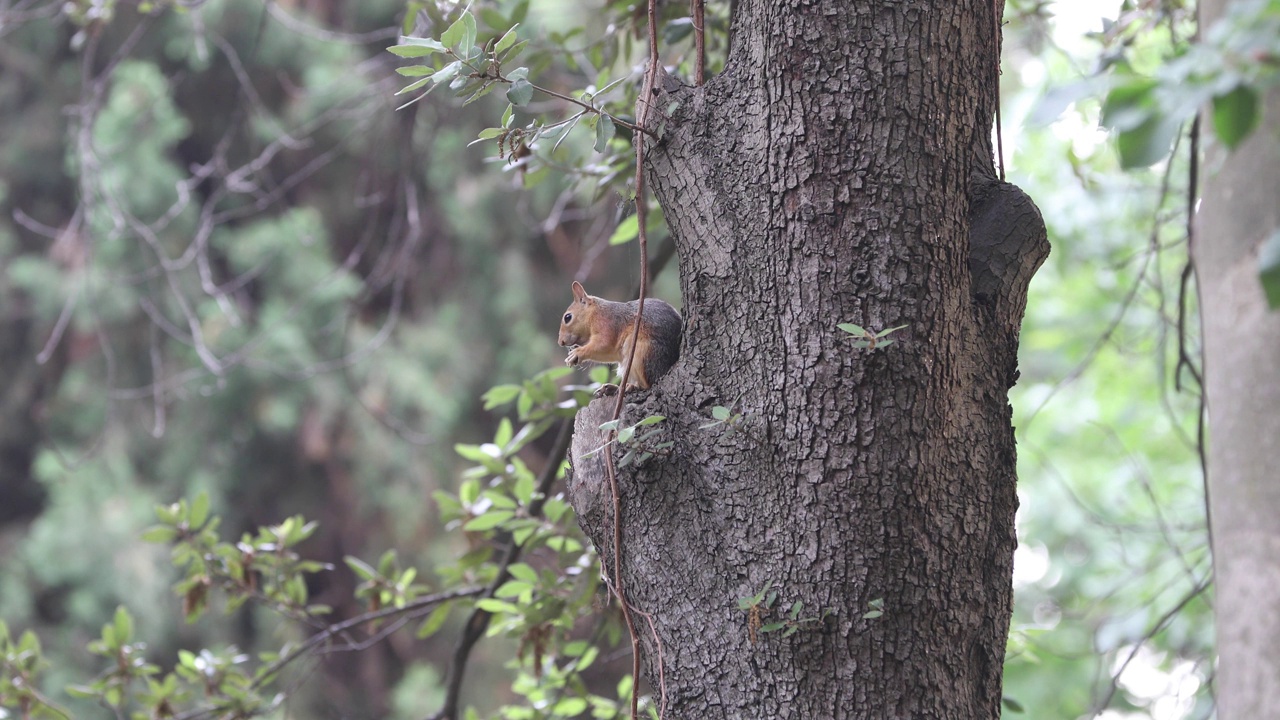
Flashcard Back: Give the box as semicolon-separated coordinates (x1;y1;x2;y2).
558;281;682;390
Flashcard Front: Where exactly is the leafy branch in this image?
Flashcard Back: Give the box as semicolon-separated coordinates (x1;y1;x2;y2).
389;10;652;162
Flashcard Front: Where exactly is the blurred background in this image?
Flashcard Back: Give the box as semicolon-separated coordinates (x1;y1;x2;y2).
0;0;1209;718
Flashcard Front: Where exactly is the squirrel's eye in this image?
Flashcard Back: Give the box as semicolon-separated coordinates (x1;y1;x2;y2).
563;313;572;324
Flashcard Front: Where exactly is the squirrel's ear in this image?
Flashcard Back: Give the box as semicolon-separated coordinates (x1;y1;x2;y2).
571;281;587;303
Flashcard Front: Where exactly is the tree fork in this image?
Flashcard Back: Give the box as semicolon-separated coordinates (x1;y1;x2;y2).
569;1;1046;716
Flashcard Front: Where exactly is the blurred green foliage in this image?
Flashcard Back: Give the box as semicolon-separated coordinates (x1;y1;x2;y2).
1001;1;1211;717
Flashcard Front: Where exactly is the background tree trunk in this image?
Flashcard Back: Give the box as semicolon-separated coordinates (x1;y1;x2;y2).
1194;2;1280;716
569;1;1047;717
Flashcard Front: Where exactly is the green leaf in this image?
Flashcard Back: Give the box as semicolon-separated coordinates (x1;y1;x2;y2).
463;82;496;105
513;472;535;505
1002;696;1025;713
1101;77;1179;168
609;214;639;245
494;580;532;598
837;323;866;336
189;491;210;529
395;76;432;97
481;490;517;509
417;602;452;638
1115;115;1180;168
494;417;513;449
113;606;132;644
543;497;569;523
553;698;589;715
345;556;379;581
495;24;519;53
66;685;98;699
507;77;534;107
1258;230;1280;310
378;549;398;576
544;535;582;553
459;478;480;506
1100;77;1158;132
430;61;462;87
155;502;181;525
396;65;433;76
594;114;616;152
440;14;468;48
461;12;477;53
499;39;529;63
618;426;635;444
635;414;665;427
387;39;447;58
463;510;514;531
863;609;883;619
434;491;462;517
712;405;731;421
1213;85;1260;149
475;598;519;614
140;525;177;544
507;563;538;583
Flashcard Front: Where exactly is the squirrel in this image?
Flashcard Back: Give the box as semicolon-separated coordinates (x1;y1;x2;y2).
558;280;682;391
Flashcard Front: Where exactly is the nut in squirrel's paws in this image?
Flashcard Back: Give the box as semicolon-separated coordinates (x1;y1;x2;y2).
565;347;581;366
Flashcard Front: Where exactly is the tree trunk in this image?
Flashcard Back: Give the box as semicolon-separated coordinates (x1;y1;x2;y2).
1194;2;1280;716
569;1;1047;717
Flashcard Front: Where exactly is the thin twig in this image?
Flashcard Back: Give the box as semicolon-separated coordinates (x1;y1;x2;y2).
1089;579;1211;717
253;586;485;690
528;81;656;138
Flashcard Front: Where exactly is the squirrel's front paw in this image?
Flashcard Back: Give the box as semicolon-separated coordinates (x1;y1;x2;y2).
593;383;619;398
565;348;580;366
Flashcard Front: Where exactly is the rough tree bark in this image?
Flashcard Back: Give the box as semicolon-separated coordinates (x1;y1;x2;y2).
569;1;1047;717
1194;2;1280;716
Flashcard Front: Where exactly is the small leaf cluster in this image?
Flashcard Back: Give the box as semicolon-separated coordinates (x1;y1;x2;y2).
1;622;64;719
440;369;585;554
737;581;831;644
838;323;907;350
498;660;656;720
597;414;669;467
347;550;431;615
863;597;885;620
145;493;333;622
50;602;277;719
389;6;634;189
700;404;745;440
